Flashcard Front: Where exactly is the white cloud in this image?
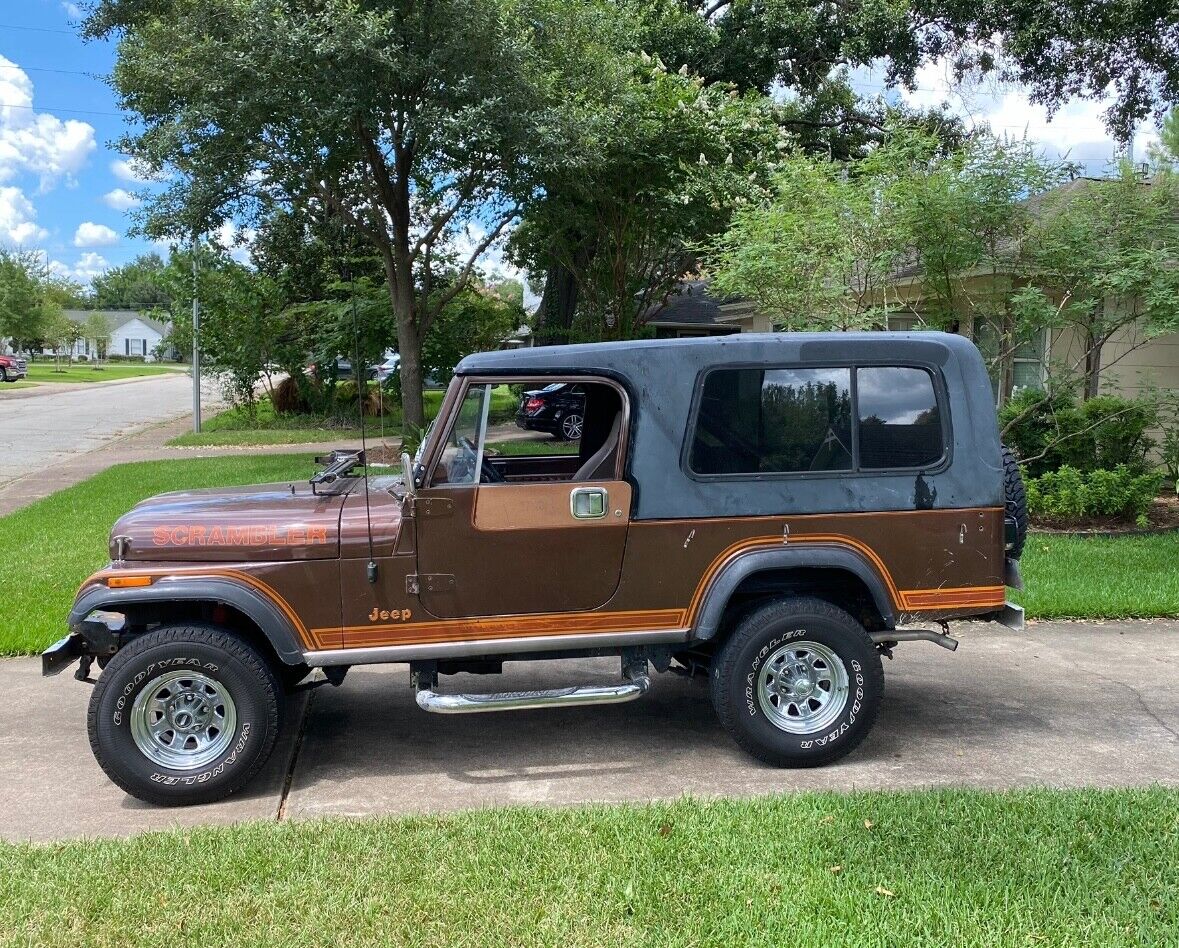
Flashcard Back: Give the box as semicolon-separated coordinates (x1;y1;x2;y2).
49;251;109;285
211;219;256;264
0;56;96;192
111;157;164;184
891;57;1161;172
73;221;120;247
0;186;48;245
102;188;142;212
61;2;83;18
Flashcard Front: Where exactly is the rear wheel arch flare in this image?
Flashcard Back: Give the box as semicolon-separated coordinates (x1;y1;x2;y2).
691;548;897;641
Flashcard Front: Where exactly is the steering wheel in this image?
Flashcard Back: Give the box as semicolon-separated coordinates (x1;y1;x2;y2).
458;436;504;483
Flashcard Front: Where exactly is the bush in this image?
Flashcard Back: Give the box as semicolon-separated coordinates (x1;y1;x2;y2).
334;380;393;417
106;354;148;363
1001;390;1157;477
271;375;312;414
1025;465;1164;524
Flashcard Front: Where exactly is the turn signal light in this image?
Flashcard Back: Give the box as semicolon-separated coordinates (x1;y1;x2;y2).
107;575;153;589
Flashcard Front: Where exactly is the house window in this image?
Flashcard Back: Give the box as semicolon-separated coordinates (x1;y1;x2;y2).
125;338;130;356
975;324;1047;398
689;368;854;475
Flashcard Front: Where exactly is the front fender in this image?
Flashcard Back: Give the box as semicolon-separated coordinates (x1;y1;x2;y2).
68;576;306;665
691;545;898;640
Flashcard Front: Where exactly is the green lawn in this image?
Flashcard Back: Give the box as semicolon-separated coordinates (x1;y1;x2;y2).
0;454;316;656
169;385;516;447
486;437;579;456
24;362;185;383
0;381;37;391
1;789;1174;946
1014;531;1179;619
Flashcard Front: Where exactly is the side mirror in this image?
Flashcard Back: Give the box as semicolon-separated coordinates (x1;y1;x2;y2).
400;451;416;497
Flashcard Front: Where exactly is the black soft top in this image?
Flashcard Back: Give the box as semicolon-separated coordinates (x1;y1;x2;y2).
457;332;1003;519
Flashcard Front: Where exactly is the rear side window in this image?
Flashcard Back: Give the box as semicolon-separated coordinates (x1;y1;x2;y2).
856;367;943;469
689;368;853;474
689;364;945;476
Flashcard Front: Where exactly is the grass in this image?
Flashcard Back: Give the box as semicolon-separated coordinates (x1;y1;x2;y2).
0;454;316;655
168;384;517;447
0;789;1175;946
486;437;579;456
0;381;37;391
1014;531;1179;619
23;362;185;383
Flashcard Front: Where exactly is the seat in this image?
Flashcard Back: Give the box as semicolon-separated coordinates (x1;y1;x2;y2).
572;411;622;481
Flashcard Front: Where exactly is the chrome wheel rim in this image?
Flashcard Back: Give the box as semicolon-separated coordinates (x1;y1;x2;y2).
757;640;849;734
130;670;237;770
562;414;583;439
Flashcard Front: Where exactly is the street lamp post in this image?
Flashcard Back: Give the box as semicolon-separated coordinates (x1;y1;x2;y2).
191;237;201;433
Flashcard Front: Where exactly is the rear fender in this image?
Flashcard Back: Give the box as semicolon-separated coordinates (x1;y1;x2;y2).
691;546;897;640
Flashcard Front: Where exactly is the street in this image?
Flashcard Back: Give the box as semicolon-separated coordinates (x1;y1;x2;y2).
2;619;1175;842
0;373;209;489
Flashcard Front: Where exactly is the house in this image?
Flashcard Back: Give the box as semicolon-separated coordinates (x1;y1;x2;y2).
644;280;771;337
58;310;172;362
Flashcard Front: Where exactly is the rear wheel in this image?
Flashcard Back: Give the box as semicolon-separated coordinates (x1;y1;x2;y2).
711;597;883;767
558;413;583;441
87;624;283;806
0;368;8;382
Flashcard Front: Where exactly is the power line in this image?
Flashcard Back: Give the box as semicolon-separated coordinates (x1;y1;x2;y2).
0;101;123;118
0;63;105;78
0;22;77;36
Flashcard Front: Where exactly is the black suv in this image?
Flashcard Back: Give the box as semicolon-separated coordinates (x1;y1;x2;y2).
515;382;586;440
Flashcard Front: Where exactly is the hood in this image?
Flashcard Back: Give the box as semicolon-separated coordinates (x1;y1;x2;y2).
110;481;350;562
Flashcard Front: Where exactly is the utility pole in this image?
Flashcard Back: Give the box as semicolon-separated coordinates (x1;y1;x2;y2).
191;235;201;433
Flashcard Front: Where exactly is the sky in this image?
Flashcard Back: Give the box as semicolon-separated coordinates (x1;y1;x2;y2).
0;1;1163;292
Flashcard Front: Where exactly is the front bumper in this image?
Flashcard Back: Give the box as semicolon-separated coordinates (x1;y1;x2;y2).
41;633;86;676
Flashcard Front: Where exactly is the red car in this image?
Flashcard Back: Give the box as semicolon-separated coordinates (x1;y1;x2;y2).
0;354;27;382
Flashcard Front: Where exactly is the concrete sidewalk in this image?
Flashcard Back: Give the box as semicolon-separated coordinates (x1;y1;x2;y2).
2;620;1175;843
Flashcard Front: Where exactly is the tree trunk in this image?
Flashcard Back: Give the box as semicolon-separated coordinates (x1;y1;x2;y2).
997;309;1016;408
1084;328;1102;400
379;245;426;429
536;262;579;345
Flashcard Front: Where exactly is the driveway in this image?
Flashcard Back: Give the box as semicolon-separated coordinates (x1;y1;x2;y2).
1;620;1175;843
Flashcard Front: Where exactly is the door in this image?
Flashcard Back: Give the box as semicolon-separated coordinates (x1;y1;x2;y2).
415;380;631;619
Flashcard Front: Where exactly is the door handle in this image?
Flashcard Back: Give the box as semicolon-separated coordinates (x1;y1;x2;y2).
570;486;608;519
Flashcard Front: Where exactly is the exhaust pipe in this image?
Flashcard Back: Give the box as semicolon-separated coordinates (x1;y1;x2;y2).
870;629;959;652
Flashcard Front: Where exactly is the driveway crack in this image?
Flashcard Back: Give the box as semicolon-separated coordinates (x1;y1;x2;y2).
277;688;315;822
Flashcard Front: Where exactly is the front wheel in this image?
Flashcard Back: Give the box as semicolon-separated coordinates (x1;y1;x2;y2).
711;597;883;767
87;624;283;806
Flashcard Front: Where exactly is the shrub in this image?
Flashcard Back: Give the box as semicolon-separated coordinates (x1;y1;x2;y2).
271;375;312;414
334;380;392;417
1001;390;1157;476
1025;465;1164;524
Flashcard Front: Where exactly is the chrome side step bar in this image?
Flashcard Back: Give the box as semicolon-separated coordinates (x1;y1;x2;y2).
870;629;959;651
416;665;651;715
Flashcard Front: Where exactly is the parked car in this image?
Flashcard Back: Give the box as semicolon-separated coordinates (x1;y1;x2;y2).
516;382;586;440
0;353;28;382
45;332;1027;806
375;354;401;382
307;356;379;381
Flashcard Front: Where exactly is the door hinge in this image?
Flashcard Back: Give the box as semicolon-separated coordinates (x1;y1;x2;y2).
407;573;456;595
414;497;454;519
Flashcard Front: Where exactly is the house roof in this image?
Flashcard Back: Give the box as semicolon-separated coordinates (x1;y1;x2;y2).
642;279;750;327
65;309;169;335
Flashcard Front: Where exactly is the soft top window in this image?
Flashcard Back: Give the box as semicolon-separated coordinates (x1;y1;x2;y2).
689;364;945;477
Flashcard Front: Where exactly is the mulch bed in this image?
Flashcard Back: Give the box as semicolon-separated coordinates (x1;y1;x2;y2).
1031;494;1179;536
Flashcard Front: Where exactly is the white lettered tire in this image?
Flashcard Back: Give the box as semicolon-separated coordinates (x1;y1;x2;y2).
711;597;883;766
87;624;283;806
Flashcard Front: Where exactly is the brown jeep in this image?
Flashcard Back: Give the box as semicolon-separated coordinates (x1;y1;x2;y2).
44;333;1027;806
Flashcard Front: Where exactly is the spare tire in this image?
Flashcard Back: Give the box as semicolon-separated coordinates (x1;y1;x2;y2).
1002;444;1028;559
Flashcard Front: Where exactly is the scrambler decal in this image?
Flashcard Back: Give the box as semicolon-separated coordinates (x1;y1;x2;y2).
152;524;328;547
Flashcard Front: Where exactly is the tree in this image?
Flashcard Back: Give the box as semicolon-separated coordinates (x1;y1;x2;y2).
0;250;46;352
704;129;936;331
43;310;82;370
83;312;112;363
517;59;784;341
893;134;1069;399
90;253;170;310
1018;167;1179;400
88;0;621;427
421;285;524;380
